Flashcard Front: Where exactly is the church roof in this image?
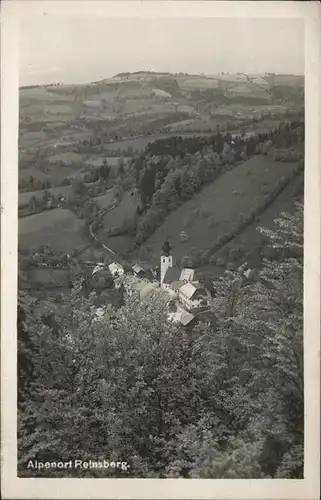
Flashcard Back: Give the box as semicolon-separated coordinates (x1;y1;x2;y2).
163;267;182;284
170;280;185;291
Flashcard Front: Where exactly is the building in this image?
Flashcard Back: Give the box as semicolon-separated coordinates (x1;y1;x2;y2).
109;261;125;278
160;240;173;284
168;305;196;328
132;264;146;278
114;239;214;329
179;283;209;312
160;240;196;290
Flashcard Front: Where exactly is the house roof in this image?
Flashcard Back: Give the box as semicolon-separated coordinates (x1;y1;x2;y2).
163;266;182;284
132;264;145;274
179;282;197;299
179;268;194;281
180;310;195;326
168;310;195;326
109;262;124;273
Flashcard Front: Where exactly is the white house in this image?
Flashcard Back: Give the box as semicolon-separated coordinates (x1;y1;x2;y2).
179;283;209;312
109;261;124;278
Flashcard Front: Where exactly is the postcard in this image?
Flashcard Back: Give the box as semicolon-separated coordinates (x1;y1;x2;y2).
1;1;320;499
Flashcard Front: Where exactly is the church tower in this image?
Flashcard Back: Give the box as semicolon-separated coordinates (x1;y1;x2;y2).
160;239;173;284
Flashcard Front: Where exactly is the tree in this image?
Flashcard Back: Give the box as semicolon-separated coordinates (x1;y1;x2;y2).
18;204;304;479
210;203;304;478
72;180;88;199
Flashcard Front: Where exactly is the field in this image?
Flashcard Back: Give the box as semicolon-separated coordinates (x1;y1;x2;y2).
19;164;79;186
135;155;299;263
19;181;101;206
18;71;304;282
19;185;74;206
100;192;138;229
19;208;86;252
47;152;85;164
97;192;139;252
209;171;304;269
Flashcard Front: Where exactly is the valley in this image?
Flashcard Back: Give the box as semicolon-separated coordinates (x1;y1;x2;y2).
18;71;304;294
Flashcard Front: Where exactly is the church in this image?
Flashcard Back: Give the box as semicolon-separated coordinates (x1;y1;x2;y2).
107;239;215;328
160;240;210;314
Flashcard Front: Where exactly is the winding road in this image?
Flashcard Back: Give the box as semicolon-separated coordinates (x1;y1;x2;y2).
89;201;120;260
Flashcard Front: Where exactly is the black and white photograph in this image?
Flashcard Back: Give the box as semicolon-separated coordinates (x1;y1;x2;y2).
1;1;320;499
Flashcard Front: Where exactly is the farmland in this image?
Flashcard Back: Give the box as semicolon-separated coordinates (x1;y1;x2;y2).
130;155;301;264
18;71;304;287
19;208;87;252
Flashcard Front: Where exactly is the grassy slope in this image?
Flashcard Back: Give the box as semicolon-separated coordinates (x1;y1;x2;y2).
137;155;299;264
209;172;304;268
19;208;86;252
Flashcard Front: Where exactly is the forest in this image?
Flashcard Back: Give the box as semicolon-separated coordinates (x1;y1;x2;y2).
18;203;303;478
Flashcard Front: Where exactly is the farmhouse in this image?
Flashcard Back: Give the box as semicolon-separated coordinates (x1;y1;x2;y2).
179;283;209;312
109;261;124;278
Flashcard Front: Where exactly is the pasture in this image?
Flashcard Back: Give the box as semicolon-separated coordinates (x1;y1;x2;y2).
210;172;304;268
19;164;80;186
19;208;86;252
19;186;74;206
97;192;138;250
48;152;85;164
139;155;299;262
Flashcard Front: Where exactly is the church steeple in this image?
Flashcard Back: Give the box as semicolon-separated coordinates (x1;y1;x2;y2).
162;239;171;257
160;239;173;285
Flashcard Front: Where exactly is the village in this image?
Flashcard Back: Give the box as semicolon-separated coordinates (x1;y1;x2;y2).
90;239;255;329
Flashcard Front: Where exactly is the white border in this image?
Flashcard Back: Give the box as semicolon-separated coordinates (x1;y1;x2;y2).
1;2;320;499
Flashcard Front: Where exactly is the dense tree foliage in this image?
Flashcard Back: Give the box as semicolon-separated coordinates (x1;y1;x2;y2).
111;119;303;245
18;204;303;478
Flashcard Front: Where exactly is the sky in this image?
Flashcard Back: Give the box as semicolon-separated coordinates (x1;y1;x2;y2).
19;17;304;86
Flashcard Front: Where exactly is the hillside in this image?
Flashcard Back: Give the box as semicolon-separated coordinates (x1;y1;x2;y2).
130;154;301;266
19;208;87;253
18;71;304;289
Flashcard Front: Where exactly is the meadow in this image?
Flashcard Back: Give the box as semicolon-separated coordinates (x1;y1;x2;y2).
136;155;299;263
19;208;86;252
18;71;304;273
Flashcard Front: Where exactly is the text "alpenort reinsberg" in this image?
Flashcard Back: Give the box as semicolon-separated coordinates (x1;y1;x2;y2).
27;459;130;471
